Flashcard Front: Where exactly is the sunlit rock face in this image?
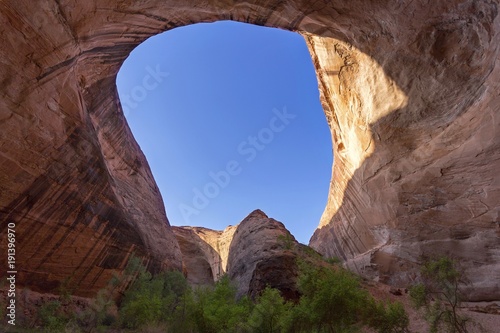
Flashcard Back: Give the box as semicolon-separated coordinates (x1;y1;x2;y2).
306;3;500;301
0;0;498;299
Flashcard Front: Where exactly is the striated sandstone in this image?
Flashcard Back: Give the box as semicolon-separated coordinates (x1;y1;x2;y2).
306;2;500;300
0;0;498;299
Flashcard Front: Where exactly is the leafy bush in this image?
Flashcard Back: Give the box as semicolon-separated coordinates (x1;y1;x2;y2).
247;287;292;332
281;261;409;333
37;300;70;332
119;269;189;329
289;262;369;332
301;245;323;259
115;258;409;333
277;233;295;250
363;298;409;333
189;275;252;333
325;256;342;265
28;254;409;333
75;255;144;331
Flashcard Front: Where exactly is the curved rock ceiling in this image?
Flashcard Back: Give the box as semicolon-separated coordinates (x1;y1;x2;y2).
0;0;498;300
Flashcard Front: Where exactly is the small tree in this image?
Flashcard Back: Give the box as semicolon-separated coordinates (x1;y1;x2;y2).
37;300;71;332
190;275;252;333
286;261;409;333
118;268;191;330
363;298;410;333
410;257;477;333
277;233;295;250
118;269;164;329
247;287;292;333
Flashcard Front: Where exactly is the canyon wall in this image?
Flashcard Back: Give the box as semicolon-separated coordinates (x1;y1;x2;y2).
306;3;500;300
0;0;498;299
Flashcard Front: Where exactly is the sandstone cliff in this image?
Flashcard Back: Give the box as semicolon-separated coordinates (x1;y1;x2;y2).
0;0;498;299
174;210;303;300
227;210;301;298
172;225;236;285
305;3;500;300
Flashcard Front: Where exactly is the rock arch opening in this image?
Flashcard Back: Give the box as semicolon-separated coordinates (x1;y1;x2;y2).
117;21;332;244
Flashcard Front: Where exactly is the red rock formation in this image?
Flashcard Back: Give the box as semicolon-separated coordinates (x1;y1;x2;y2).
0;0;498;300
247;252;301;302
174;210;303;300
226;210;302;298
171;228;216;286
307;3;500;300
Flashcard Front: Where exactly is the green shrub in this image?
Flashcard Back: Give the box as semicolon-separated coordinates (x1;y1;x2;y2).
282;261;409;333
301;245;323;259
57;277;75;304
38;300;70;332
120;291;163;329
119;269;184;329
325;256;342;265
292;262;368;332
277;233;295;250
30;253;410;333
189;275;252;333
363;298;409;333
247;287;292;333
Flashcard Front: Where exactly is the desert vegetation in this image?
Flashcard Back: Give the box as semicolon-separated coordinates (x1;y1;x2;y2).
4;254;410;333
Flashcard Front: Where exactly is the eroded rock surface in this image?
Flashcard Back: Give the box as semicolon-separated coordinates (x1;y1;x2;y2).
306;3;500;300
173;211;302;300
247;251;301;302
0;0;498;299
227;210;301;298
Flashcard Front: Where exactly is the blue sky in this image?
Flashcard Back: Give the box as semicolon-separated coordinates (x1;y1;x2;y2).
116;21;332;244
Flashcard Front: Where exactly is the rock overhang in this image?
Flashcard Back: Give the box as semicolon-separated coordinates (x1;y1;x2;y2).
0;0;498;300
